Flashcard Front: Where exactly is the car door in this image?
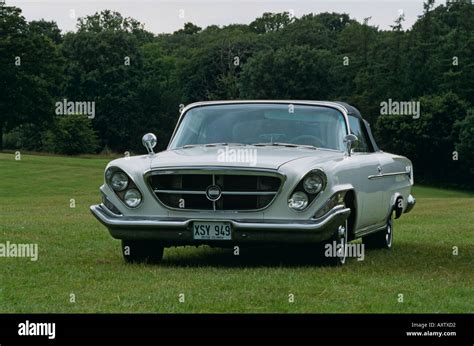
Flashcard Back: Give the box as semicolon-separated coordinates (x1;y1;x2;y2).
348;116;385;230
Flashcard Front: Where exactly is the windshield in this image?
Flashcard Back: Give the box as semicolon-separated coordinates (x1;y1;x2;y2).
169;103;347;151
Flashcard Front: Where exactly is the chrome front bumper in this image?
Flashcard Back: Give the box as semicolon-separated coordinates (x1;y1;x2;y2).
90;204;351;245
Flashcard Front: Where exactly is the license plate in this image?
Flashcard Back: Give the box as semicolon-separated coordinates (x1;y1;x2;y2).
193;222;232;240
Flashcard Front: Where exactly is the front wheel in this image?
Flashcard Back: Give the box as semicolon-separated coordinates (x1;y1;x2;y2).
323;221;349;266
363;215;393;250
121;240;164;263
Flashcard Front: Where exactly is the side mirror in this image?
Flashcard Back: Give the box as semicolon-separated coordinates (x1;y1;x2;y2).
343;134;358;157
142;133;157;155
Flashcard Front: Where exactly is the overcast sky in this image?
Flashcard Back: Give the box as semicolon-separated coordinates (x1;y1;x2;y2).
9;0;446;34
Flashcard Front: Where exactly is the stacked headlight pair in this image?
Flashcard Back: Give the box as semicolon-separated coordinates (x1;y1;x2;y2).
288;169;326;211
106;168;142;208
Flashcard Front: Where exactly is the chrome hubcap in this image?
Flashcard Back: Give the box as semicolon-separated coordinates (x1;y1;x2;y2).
337;224;348;264
386;223;392;247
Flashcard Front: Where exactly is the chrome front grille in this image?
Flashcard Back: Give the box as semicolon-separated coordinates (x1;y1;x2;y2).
147;169;283;211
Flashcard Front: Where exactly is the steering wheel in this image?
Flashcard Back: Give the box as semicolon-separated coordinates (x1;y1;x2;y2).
290;135;325;148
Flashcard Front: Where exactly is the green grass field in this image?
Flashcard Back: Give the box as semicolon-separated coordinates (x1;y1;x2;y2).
1;153;473;313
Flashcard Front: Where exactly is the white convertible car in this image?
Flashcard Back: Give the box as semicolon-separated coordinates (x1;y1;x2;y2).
90;101;415;265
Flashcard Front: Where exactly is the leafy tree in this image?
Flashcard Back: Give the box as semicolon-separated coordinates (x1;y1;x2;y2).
375;93;468;184
249;12;294;34
28;20;62;44
454;109;474;174
335;21;381;121
42;114;99;155
315;12;352;32
3;123;43;151
276;14;340;49
177;25;260;102
136;43;183;150
3;3;474;188
0;6;62;150
61;10;151;152
174;22;202;35
240;45;336;99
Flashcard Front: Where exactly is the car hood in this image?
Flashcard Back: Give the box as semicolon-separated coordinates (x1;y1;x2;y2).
149;146;341;170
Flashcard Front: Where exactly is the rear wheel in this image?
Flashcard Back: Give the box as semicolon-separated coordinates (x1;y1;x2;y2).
121;240;164;263
363;214;393;250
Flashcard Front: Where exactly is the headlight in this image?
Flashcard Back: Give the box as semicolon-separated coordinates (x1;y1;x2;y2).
124;189;142;208
111;172;128;191
288;191;309;210
303;172;324;194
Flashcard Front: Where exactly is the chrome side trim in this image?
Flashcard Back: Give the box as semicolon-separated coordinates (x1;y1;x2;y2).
355;224;387;238
368;171;411;180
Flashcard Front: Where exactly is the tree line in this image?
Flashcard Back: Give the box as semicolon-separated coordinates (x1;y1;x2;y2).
1;2;473;189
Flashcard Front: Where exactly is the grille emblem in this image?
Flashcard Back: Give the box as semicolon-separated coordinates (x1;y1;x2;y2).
206;185;222;201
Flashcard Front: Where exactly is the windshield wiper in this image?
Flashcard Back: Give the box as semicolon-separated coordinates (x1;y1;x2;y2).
180;143;247;149
253;142;317;150
205;142;248;147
